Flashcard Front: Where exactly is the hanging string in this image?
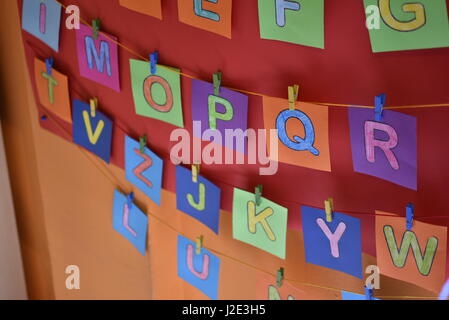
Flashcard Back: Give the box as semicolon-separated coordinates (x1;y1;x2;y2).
33;1;445;299
54;0;449;110
39;110;439;300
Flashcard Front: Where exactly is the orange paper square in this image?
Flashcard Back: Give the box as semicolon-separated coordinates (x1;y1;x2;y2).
375;211;447;293
263;97;331;171
34;58;72;123
177;0;232;38
119;0;162;19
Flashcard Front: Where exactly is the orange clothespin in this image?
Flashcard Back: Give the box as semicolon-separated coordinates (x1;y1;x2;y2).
196;235;204;255
325;198;334;222
192;164;200;183
90;97;98;117
288;84;299;110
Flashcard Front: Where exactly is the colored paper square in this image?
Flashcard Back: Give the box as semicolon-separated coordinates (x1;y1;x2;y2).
258;0;324;49
375;211;447;293
176;166;221;234
119;0;162;19
256;272;305;300
301;206;363;278
232;188;288;259
75;24;121;92
263;97;331;171
112;190;148;256
72;99;113;163
191;79;249;153
177;0;232;38
34;58;71;123
177;235;220;300
125;136;163;206
130;59;184;128
364;0;449;52
341;291;380;300
22;0;61;52
348;108;417;190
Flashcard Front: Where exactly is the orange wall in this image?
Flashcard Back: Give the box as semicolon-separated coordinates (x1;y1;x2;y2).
0;0;438;300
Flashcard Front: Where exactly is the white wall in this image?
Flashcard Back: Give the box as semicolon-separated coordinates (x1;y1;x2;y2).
0;121;27;300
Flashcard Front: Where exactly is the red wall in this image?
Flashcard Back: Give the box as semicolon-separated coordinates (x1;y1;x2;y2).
20;0;449;269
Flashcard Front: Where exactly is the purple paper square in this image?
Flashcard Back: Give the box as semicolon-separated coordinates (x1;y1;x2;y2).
348;108;417;190
191;79;248;153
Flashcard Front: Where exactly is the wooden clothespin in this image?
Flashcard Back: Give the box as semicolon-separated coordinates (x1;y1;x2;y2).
255;185;263;207
196;235;204;255
374;93;386;122
92;18;101;40
276;268;284;288
288;84;299;110
213;71;222;96
150;51;159;75
192;164;200;183
139;135;147;154
90;97;98;117
406;203;414;231
325;198;334;222
45;57;54;76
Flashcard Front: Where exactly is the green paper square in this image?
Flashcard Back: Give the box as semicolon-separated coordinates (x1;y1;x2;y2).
130;59;184;128
232;188;288;259
258;0;325;49
364;0;449;52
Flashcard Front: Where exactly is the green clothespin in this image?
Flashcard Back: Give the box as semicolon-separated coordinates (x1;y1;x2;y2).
213;71;222;96
276;268;284;288
139;135;147;154
92;19;101;40
255;185;263;206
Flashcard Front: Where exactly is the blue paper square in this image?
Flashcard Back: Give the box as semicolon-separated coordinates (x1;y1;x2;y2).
72;99;113;163
112;190;148;256
301;206;363;278
177;235;220;300
22;0;61;52
341;291;380;300
176;166;221;234
125;136;163;206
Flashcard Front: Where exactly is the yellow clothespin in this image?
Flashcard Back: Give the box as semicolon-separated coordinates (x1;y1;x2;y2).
288;85;299;110
90;97;98;117
196;235;204;255
192;164;200;183
325;198;334;222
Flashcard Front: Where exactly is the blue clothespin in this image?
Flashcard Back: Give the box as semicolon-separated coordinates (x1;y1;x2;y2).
127;192;135;210
406;203;414;231
40;115;48;121
45;57;54;76
365;286;373;300
150;51;159;75
374;93;386;122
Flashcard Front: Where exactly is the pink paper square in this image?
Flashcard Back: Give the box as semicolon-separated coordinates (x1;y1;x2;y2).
76;24;120;92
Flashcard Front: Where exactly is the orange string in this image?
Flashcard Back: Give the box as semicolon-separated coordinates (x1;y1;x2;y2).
45;1;445;299
56;0;449;110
